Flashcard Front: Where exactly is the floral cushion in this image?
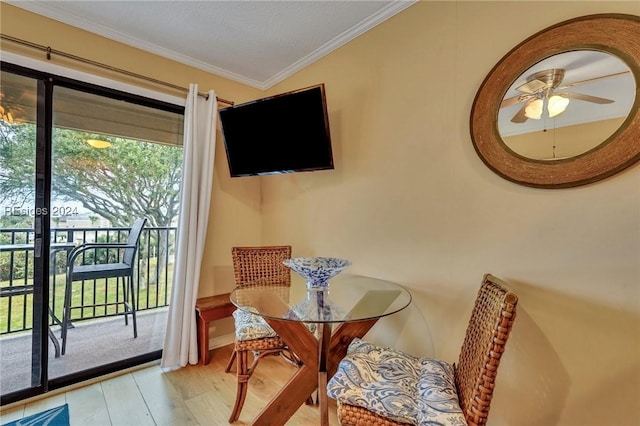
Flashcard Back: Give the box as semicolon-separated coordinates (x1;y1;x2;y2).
232;308;277;341
327;339;467;426
233;307;316;341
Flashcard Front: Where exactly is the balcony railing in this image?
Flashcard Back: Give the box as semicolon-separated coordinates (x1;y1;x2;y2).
0;225;175;334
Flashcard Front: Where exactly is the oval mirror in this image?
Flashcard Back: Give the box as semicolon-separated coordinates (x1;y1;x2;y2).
470;14;640;188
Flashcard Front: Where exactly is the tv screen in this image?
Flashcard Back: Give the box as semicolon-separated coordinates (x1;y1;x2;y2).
219;84;333;177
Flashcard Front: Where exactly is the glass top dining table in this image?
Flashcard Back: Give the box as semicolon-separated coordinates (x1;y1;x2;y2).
230;274;412;426
230;274;411;324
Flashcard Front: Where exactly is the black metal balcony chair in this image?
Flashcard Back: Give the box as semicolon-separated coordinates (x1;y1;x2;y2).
60;218;147;355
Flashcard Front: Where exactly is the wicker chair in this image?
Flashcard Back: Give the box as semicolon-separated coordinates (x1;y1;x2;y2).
225;245;301;423
329;273;518;426
61;218;147;355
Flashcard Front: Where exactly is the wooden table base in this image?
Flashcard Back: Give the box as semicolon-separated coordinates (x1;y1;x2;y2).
250;318;379;426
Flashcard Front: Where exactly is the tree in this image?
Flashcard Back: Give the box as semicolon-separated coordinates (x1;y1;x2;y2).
0;122;183;284
0;123;36;207
51;128;182;229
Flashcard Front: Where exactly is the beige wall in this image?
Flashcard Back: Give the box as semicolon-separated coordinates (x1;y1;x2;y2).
3;1;640;424
262;2;640;425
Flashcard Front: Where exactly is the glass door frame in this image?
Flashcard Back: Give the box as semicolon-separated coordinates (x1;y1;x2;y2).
1;61;182;405
0;64;53;404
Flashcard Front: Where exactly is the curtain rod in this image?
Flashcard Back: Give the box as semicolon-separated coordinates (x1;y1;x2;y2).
1;34;234;105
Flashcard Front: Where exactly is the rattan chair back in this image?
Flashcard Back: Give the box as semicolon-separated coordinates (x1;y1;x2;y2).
335;274;517;426
232;245;292;287
454;273;518;426
226;245;298;422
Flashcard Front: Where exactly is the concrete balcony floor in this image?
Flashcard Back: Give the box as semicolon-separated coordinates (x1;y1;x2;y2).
0;308;167;396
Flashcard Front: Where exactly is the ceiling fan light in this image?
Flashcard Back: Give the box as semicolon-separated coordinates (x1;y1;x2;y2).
548;95;569;118
86;139;112;149
524;99;543;119
0;105;15;124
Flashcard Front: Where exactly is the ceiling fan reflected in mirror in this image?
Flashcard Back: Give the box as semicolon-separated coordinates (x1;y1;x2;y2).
500;68;629;123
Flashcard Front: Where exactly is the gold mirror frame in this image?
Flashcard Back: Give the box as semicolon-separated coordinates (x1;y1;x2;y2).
470;14;640;188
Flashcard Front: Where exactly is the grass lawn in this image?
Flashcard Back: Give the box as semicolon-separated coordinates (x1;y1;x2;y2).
0;261;173;334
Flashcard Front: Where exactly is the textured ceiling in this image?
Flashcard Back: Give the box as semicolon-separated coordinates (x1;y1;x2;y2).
7;0;415;89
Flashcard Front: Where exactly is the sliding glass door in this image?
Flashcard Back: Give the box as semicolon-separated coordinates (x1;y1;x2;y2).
0;71;45;399
0;63;184;404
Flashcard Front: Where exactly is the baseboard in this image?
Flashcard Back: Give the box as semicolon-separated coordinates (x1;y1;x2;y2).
210;333;235;349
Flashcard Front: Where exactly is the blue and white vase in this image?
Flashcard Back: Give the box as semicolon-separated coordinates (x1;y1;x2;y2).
283;256;351;290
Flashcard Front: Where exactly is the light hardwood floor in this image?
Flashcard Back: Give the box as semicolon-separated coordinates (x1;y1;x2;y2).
0;344;339;425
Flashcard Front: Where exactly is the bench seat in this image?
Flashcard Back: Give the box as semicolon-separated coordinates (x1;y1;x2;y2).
195;293;235;365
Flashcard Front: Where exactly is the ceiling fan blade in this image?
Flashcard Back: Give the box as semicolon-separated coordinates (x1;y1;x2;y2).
500;94;533;108
515;79;547;94
510;103;529;123
558;92;615;104
556;71;630;90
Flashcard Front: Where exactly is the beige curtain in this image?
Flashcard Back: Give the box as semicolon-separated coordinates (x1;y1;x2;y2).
161;84;217;370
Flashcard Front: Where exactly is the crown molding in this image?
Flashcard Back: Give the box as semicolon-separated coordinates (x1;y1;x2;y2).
262;0;417;89
5;0;266;89
6;0;417;91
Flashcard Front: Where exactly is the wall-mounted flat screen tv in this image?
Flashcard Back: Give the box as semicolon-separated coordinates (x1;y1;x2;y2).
219;84;333;177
